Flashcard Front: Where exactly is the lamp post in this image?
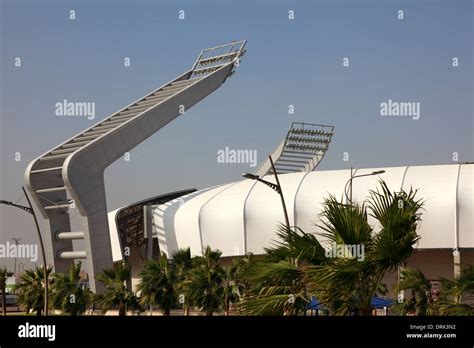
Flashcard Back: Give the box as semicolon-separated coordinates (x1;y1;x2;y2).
242;156;290;230
0;186;49;315
10;237;23;277
344;169;386;204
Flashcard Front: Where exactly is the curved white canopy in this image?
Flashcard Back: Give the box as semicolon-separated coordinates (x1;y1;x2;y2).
115;164;473;258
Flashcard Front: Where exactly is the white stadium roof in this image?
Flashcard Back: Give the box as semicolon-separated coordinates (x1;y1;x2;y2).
109;163;473;259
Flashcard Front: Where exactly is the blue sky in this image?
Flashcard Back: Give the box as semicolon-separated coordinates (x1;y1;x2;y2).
0;0;472;270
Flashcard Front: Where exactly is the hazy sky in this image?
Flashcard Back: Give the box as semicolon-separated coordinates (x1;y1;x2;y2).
0;0;472;271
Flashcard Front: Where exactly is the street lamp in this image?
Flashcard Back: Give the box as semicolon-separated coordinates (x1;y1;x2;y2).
10;237;23;276
0;187;49;315
344;169;386;204
242;156;290;229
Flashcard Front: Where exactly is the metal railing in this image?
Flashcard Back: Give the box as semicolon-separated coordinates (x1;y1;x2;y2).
191;40;247;78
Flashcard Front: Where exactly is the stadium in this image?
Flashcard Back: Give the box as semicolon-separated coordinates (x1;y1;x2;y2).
23;40;473;303
108;163;474;297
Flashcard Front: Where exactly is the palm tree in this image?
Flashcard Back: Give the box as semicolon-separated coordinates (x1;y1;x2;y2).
50;262;90;315
137;253;177;316
309;181;422;315
241;180;423;316
0;267;14;316
238;228;328;316
435;265;474;315
395;267;433;315
16;267;52;316
238;257;308;315
172;248;193;315
184;246;225;316
222;260;245;316
96;262;141;316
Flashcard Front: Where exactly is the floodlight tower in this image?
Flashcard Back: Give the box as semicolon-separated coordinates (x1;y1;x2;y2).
255;122;335;177
24;41;247;292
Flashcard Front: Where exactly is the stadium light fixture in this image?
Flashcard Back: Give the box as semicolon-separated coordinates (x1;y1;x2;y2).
255;122;335;177
242;173;259;180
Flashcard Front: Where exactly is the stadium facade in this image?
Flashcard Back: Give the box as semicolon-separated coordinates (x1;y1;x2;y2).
108;163;474;295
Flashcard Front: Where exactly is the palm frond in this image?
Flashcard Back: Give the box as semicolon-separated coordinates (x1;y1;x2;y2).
317;196;373;247
266;225;327;265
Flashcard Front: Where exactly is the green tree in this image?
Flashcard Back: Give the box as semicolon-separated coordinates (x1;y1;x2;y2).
50;262;90;315
239;257;308;315
96;262;141;316
16;267;52;316
222;260;245;316
239;228;328;316
137;253;177;316
172;247;193;315
435;265;474;315
395;267;433;315
184;246;225;316
241;181;423;316
307;181;422;315
0;267;14;316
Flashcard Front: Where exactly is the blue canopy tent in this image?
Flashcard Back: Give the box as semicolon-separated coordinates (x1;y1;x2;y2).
308;298;323;310
307;296;393;315
371;296;393;309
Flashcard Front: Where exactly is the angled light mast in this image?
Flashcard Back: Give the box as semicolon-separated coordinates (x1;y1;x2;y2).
25;41;246;292
255;122;334;177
